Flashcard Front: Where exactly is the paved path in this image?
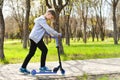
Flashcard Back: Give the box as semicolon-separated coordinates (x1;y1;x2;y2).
0;58;120;80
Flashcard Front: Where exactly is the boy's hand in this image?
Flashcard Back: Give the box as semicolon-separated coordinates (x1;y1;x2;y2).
58;33;62;39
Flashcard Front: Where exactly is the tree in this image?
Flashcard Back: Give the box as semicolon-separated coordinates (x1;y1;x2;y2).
23;0;30;48
90;15;96;42
64;1;72;46
95;0;106;41
45;0;69;54
106;0;120;44
117;2;120;40
0;0;5;59
80;0;89;43
8;0;25;41
112;0;119;44
91;0;100;41
72;0;83;41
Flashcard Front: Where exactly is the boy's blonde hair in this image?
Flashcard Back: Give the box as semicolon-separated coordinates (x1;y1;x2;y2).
47;9;56;19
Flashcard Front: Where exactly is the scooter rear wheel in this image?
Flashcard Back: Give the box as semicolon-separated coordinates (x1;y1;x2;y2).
61;68;65;75
31;69;36;75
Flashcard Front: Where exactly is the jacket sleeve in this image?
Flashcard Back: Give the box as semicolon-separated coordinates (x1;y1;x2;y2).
38;19;59;37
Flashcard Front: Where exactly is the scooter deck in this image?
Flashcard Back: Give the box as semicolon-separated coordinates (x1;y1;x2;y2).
31;69;58;76
32;71;63;80
35;72;57;75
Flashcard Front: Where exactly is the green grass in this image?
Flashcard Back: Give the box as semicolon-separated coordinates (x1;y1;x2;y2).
1;38;120;64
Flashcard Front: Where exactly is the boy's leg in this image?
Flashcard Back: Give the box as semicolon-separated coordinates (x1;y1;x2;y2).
37;39;48;67
21;39;37;68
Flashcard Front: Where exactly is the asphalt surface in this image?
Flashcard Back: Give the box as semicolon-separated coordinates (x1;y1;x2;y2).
0;58;120;80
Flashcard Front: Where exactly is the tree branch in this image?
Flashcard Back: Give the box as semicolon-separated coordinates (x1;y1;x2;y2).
62;0;69;8
45;0;52;8
53;0;58;9
114;0;119;7
58;0;62;6
0;0;4;9
105;0;112;6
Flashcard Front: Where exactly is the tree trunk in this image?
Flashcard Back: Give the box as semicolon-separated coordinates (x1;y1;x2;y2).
106;0;119;44
83;21;87;43
113;6;118;44
45;0;69;54
100;27;105;41
23;0;30;48
96;15;105;41
96;31;99;41
81;2;88;43
91;25;95;42
54;12;64;54
0;0;5;59
65;15;70;46
90;16;95;42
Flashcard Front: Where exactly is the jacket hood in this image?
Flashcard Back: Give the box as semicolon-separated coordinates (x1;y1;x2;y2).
34;15;45;23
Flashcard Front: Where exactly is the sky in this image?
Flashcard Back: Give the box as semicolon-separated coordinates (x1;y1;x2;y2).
2;0;118;31
3;0;40;19
3;0;13;19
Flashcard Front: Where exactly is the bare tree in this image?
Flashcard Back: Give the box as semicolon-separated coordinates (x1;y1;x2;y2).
112;0;119;44
64;1;72;46
91;0;100;41
106;0;120;44
117;1;120;40
8;0;25;41
45;0;69;54
0;0;5;59
90;15;96;42
72;0;83;41
80;0;89;43
23;0;30;48
95;0;106;41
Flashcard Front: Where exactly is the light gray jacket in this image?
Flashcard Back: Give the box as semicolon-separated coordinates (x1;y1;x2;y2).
29;15;59;43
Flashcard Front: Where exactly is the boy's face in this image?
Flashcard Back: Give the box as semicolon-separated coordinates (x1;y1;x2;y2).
46;12;54;20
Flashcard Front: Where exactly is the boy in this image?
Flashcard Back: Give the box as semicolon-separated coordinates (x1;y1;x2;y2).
20;9;61;74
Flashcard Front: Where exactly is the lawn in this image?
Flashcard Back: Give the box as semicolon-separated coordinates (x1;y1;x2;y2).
1;38;120;64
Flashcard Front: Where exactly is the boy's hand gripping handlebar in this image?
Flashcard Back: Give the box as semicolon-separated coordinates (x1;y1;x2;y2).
54;33;62;47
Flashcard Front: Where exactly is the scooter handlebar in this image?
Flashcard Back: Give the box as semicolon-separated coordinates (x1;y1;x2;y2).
46;32;62;47
55;33;62;47
55;38;59;47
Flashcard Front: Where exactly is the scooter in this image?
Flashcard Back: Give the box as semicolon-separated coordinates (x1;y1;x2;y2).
31;36;65;75
53;37;65;75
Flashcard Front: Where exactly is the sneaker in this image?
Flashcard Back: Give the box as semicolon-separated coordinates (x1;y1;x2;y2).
19;67;30;74
39;66;52;72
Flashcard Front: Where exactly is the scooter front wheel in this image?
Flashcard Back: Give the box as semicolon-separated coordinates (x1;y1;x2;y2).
53;66;59;73
61;68;65;75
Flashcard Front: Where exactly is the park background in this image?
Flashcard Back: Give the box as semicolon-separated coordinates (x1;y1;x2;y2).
0;0;120;64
